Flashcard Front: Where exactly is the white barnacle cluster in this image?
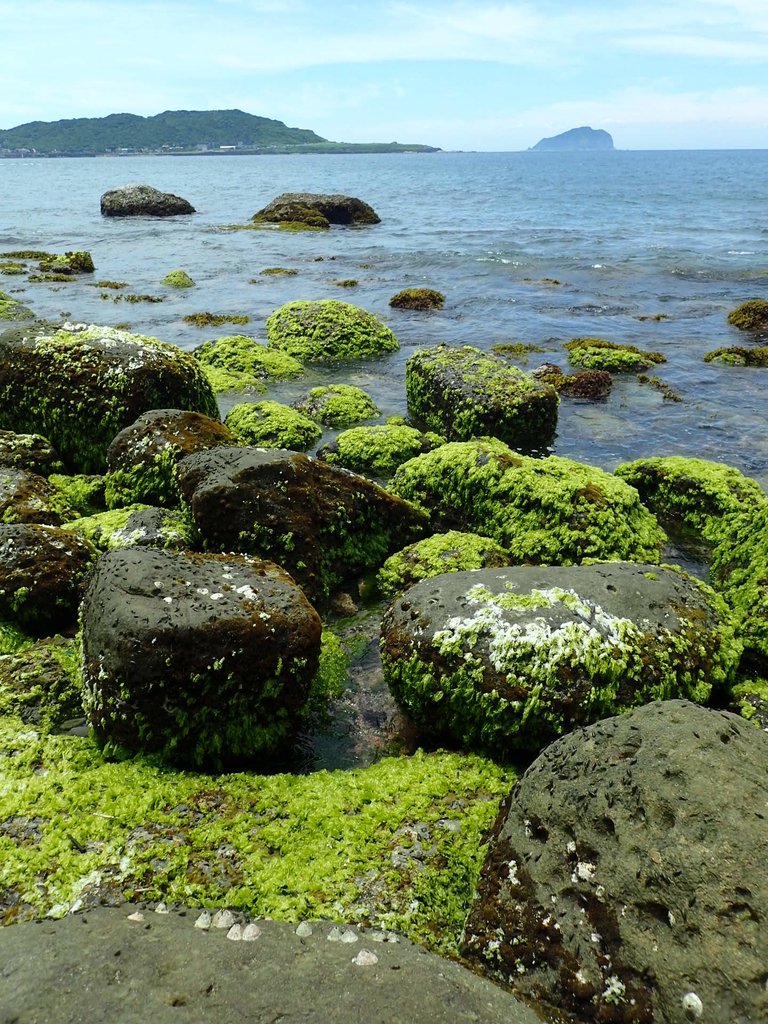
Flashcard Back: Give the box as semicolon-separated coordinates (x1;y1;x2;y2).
572;860;597;884
507;859;521;886
602;975;626;1004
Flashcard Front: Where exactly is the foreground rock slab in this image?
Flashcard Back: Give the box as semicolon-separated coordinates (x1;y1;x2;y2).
0;908;543;1024
462;699;768;1024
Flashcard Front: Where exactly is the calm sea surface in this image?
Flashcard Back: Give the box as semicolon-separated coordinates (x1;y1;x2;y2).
1;150;767;484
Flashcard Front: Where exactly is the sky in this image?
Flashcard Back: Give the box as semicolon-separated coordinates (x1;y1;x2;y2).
1;0;767;150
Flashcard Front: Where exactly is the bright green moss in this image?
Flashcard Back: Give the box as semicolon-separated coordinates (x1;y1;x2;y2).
319;424;445;478
389;439;666;566
0;634;83;732
292;384;380;428
224;401;322;451
162;269;195;288
730;677;768;727
266;300;399;363
377;531;510;599
565;337;665;372
61;505;194;552
195;334;304;394
0;621;33;655
49;474;106;518
0;718;510;954
726;299;768;331
704;346;768;366
104;445;183;510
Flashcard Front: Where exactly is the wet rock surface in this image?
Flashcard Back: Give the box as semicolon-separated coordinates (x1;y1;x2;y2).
463;699;768;1024
252;191;381;226
100;184;196;217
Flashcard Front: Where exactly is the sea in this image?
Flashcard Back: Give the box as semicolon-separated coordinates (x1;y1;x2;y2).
1;149;767;486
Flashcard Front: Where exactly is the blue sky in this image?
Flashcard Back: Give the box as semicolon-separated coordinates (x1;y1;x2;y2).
2;0;767;149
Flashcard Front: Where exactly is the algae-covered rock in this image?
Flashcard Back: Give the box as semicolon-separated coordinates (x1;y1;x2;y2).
81;547;322;770
0;523;98;634
703;345;768;366
0;468;74;525
194;334;304;393
389;288;445;310
317;423;444;478
252;192;380;227
405;345;558;450
532;364;613;399
162;269;195;288
381;564;739;757
177;446;428;605
462;700;768;1024
64;505;195;553
377;531;510;599
292;384;380;428
0;634;83;731
0;322;219;473
100;184;195;217
266;300;399;363
0;431;65;475
48;474;106;518
0;290;35;321
389;438;666;566
104;409;238;510
726;298;768;332
37;251;94;276
224;401;322;451
565;337;665;373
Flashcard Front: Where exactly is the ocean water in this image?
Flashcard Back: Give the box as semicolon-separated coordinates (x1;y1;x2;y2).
1;149;767;485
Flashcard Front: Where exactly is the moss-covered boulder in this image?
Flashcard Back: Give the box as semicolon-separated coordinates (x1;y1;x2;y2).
726;299;768;332
0;290;35;321
292;384;380;428
389;288;445;310
177;447;429;605
317;423;445;478
0;523;98;634
81;548;322;770
0;322;219;473
381;563;740;757
224;401;322;451
0;431;64;475
104;409;238;510
532;364;613;399
704;345;768;366
377;531;510;599
0;468;74;525
100;185;195;217
37;251;94;276
0;634;83;731
565;337;665;373
162;269;195;288
63;505;195;553
194;334;304;393
388;439;666;566
252;193;380;227
266;300;399;363
405;345;558;450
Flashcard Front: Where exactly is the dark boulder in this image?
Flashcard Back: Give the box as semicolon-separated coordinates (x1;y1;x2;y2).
177;446;428;605
462;699;768;1024
0;523;98;634
0;430;65;475
381;562;740;756
252;192;380;226
100;184;195;217
0;468;74;525
80;547;322;770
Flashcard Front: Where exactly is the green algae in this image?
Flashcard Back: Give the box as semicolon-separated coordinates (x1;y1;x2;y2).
184;313;250;328
162;269;195;289
0;291;34;321
104;446;183;510
0;621;33;656
704;346;768;366
224;401;322;451
377;531;511;599
292;384;380;428
0;634;83;732
726;299;768;332
0;716;510;954
257;267;299;277
48;474;106;518
388;438;666;566
266;300;399;363
194;334;304;394
62;506;194;553
318;424;445;478
565;337;666;373
389;289;445;310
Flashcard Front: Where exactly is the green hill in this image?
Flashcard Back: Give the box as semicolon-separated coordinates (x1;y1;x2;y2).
0;109;438;156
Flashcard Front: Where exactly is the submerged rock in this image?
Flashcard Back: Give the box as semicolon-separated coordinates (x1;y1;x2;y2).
292;384;380;428
389;288;445;310
565;337;665;373
100;184;195;217
81;548;322;770
252;192;380;227
266;300;399;363
462;699;768;1024
381;563;739;756
726;298;768;332
194;334;304;394
405;345;558;450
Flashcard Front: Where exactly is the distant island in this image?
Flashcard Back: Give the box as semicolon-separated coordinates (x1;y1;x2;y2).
0;109;441;158
530;126;614;152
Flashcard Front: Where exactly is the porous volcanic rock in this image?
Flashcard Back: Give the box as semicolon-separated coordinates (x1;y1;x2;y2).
380;563;740;755
100;184;195;217
405;344;558;450
105;409;238;509
0;523;98;634
177;446;428;604
0;323;219;473
80;547;322;770
252;192;380;226
0;468;73;525
462;699;768;1024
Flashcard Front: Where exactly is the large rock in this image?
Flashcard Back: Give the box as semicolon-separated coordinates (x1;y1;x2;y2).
266;300;399;363
100;184;195;217
0;468;73;525
252;192;380;226
381;563;740;755
177;446;428;604
0;323;219;473
81;548;322;770
388;438;666;566
462;700;768;1024
405;344;558;450
105;409;238;509
0;523;98;634
0;430;64;475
